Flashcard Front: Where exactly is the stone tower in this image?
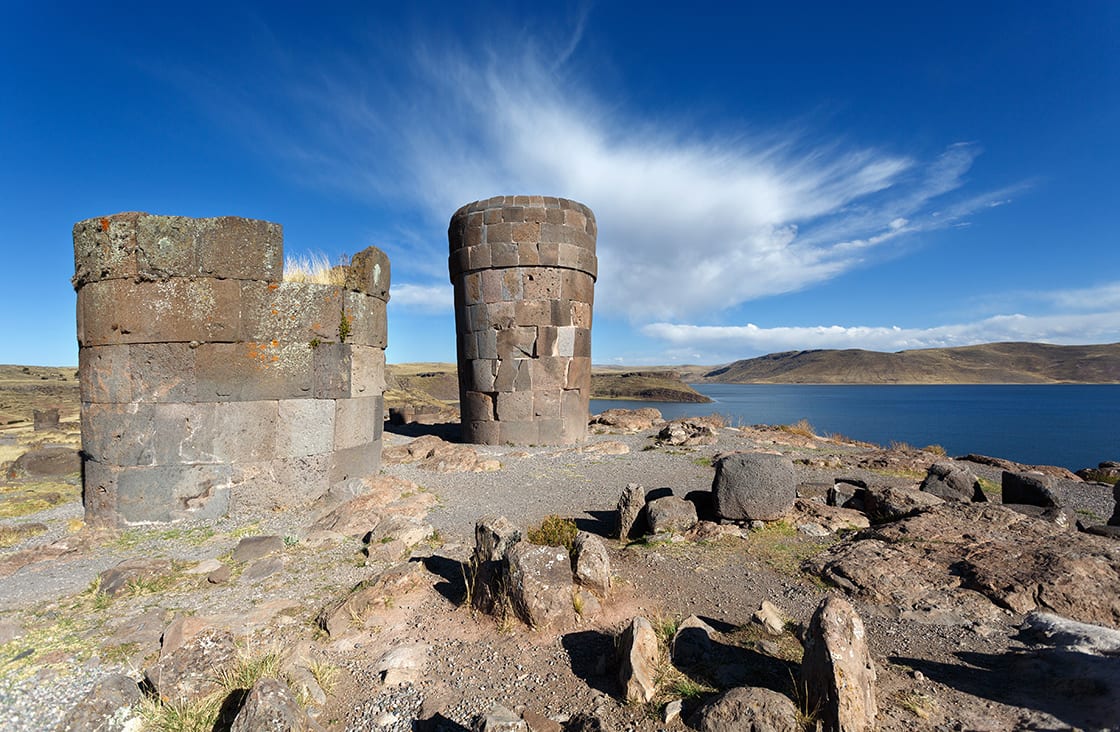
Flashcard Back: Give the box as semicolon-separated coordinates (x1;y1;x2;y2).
74;212;389;527
448;196;596;445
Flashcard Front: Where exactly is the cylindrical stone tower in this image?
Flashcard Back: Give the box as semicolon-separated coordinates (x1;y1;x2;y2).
448;196;596;445
74;212;389;527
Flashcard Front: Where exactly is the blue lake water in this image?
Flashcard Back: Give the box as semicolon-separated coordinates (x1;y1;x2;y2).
590;384;1120;471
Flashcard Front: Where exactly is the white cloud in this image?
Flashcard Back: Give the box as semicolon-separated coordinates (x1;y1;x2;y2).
643;311;1120;361
387;283;453;314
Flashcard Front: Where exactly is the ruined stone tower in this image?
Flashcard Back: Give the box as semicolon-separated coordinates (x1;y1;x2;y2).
74;212;389;527
448;196;596;445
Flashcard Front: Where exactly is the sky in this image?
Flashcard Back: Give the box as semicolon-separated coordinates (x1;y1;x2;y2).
2;1;1118;367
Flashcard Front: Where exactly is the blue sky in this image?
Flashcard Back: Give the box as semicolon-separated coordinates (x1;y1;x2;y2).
2;1;1118;366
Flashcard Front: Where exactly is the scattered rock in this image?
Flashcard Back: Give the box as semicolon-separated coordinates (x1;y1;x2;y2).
474;704;528;732
376;644;429;686
1020;611;1120;655
98;557;172;597
471;515;523;614
56;673;141;732
1003;471;1061;508
505;543;573;628
159;615;214;657
588;408;663;434
230;677;319;732
688;686;800;732
753;600;790;636
572;531;611;596
208;565;232;584
1002;504;1076;529
232;535;284;563
520;709;562;732
828;479;866;510
1112;481;1120;527
801;595;877;732
671;615;716;668
420;442;479;473
33;408;60;432
186;558;223;575
656;418;717;446
645;495;698;534
616;483;646;540
788;498;870;533
920;462;986;502
310;475;435;538
6;445;80;479
618;616;659;704
662;699;683;724
1077;461;1120;485
712;452;796;521
242;556;285;581
861;484;943;523
144;627;238;702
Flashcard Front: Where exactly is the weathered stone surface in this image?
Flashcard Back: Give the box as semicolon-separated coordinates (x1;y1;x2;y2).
712;452;797;522
688;686;800;732
317;562;425;637
56;673;141;732
656;418;717;446
230;677;317;732
616;483;646;540
233;535;284;563
474;704;528;732
920;461;986;502
1003;471;1062;507
801;595;877;732
1021;611;1120;655
144;628;238;702
471;515;524;614
572;531;611;595
6;446;80;479
98;557;172;597
618;616;659;704
345;246;392;301
788;498;870;533
862;484;944;522
583;440;629;455
807;502;1120;627
505;543;573;628
671;615;717;668
646;495;698;534
753;600;790;636
1112;480;1120;527
589;408;663;434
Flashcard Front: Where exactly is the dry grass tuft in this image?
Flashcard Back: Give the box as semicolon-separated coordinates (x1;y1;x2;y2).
283;252;349;286
777;419;816;438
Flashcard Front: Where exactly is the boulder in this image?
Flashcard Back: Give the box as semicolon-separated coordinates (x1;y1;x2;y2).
862;484;943;522
656;418;717;446
572;532;611;596
230;677;318;732
1002;471;1061;508
505;543;573;628
419;442;479;473
7;446;80;479
616;483;646;540
1020;612;1120;656
1077;461;1120;485
310;476;434;537
688;686;800;732
375;644;429;686
712;452;796;521
618;616;659;704
232;535;284;563
474;704;528;732
671;615;716;668
144;628;238;703
801;595;877;732
317;562;425;636
33;408;60;431
788;498;870;533
920;462;986;502
828;480;865;510
583;440;630;455
471;515;523;614
588;408;663;433
646;495;698;534
56;673;141;732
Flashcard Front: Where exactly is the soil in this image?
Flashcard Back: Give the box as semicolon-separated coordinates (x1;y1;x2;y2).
0;379;1117;731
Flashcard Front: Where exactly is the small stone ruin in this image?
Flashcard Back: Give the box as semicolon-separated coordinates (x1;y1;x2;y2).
73;212;389;526
448;196;597;445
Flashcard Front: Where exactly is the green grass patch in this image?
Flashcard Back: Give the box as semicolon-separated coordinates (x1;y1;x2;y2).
0;480;78;519
743;521;835;577
526;515;578;554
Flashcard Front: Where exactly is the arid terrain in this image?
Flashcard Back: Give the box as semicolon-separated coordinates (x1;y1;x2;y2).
1;366;1118;731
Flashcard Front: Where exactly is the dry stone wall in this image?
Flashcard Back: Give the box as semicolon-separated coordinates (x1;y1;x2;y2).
74;212;389;526
448;196;596;445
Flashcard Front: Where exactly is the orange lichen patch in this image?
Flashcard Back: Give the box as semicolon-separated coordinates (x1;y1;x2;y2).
271;309;279;316
271;340;279;348
268;283;279;290
100;217;110;232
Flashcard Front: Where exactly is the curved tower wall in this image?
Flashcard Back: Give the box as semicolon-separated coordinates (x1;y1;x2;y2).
73;212;389;526
448;196;596;445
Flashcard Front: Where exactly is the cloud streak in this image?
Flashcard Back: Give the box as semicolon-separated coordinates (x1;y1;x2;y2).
217;23;1018;322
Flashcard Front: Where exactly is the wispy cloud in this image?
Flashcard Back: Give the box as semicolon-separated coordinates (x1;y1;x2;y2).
202;18;1020;322
387;283;454;314
644;309;1120;362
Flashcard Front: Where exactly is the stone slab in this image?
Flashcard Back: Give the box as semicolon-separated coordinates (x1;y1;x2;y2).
78;278;242;346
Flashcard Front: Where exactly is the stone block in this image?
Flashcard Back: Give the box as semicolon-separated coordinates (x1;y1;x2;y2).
343;292;388;348
556;326;577;357
351;346;386;396
499;420;540;446
470;359;498;391
78;278;242;346
463;391;496;421
195;216;283;281
533;390;561;418
497;327;537;358
312;343;352;399
538;241;560;265
566;357;591;390
151;401;279;465
481;269;503;304
570;301;593;328
329;443;381;484
195;342;313;401
79;345;132;403
515;300;550;326
81;403;156;466
490;242;518;268
501;269;523;300
496;391;534;421
82;458;120;527
484;222;513;245
344;246;391;300
460;331;479;359
464;420;500;444
72;213;142;286
531;357;568;389
240;281;341;344
537;418;567;444
449;247;470;277
232;455;331;511
511;222;540;244
116;463;233;525
129;343;197;403
523;269;561;300
494;358;531;392
476;329;498;360
334;395;383;451
489;301;515;329
276;399;335;458
562;270;594;302
557;243;583;269
573;327;591;358
468;245;492;272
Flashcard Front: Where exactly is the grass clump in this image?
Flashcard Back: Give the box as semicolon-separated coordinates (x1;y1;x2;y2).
743;521;835;577
777;419;816;438
0;522;47;547
923;444;947;456
0;480;79;519
526;515;578;554
283;252;349;286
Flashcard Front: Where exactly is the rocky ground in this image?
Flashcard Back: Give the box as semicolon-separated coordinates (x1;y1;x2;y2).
1;406;1118;731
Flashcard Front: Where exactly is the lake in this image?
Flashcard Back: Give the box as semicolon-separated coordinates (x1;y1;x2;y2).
590;384;1120;471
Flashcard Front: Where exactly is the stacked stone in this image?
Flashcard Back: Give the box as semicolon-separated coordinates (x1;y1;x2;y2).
74;212;389;527
448;196;596;445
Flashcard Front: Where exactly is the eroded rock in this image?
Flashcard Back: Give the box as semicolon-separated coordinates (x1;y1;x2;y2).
616;483;646;540
230;677;318;732
712;452;796;521
589;408;663;434
505;543;573;628
572;531;611;596
920;462;986;503
646;495;697;534
618;616;659;704
801;595;877;732
688;686;800;732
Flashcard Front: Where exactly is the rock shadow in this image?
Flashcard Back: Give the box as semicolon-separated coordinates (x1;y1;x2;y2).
413;713;471;732
383;420;463;442
561;630;619;697
894;649;1120;730
684;490;717;522
673;630;800;701
573;510;617;538
419;554;468;605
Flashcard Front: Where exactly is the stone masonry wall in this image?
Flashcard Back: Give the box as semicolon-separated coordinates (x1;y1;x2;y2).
448;196;596;445
74;212;389;527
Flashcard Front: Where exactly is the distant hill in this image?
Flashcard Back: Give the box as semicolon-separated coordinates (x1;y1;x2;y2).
698;342;1120;384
